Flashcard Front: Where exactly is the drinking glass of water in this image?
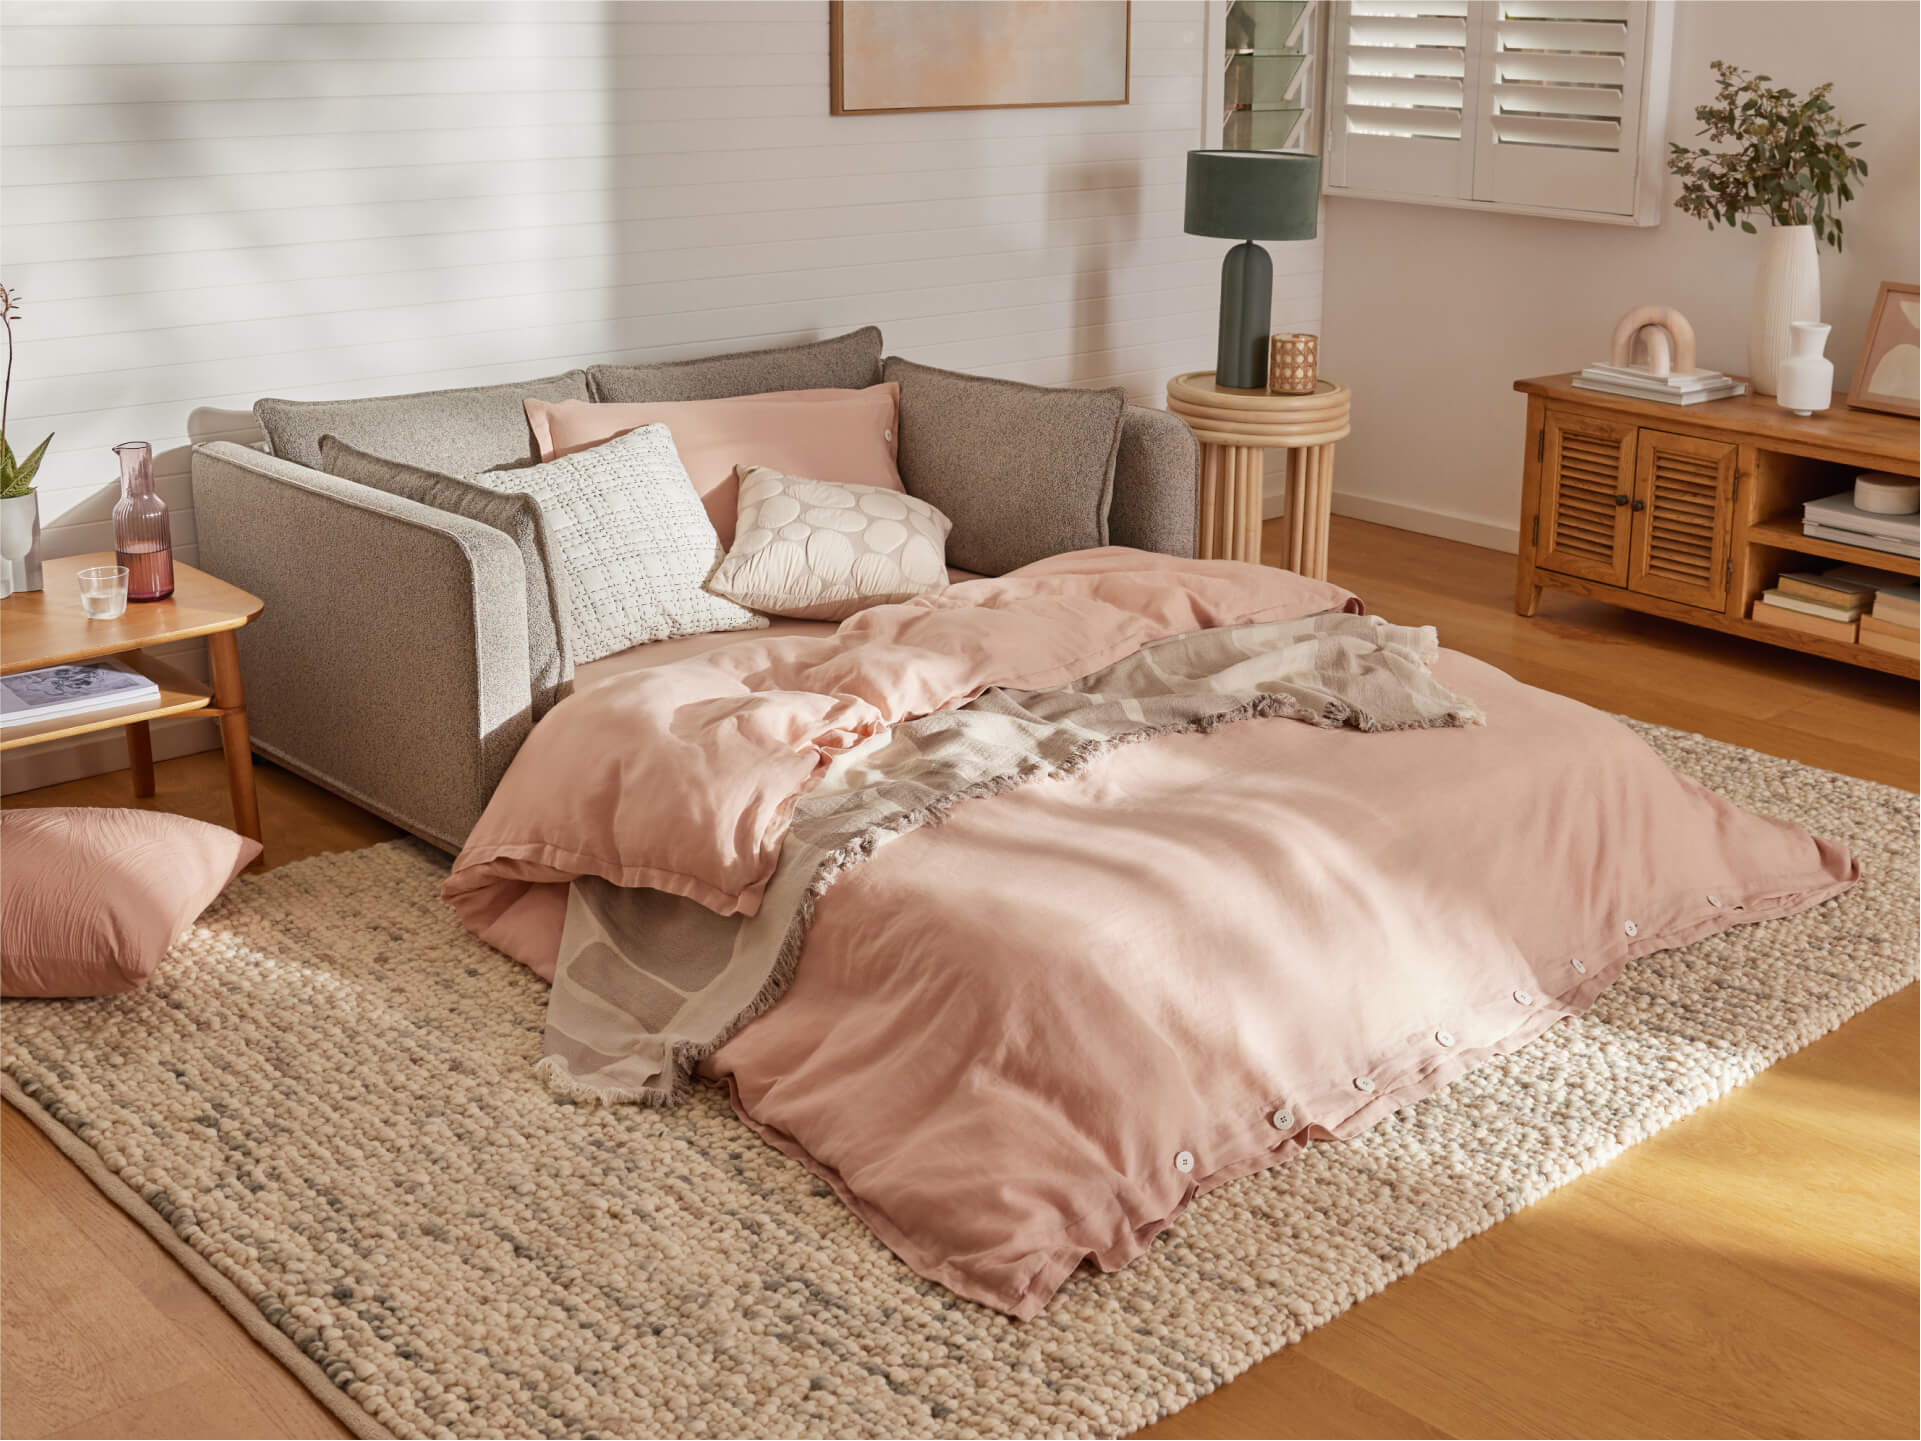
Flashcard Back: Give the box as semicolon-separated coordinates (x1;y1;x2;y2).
77;565;129;620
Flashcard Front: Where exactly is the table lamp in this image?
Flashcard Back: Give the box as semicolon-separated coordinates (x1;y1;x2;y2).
1184;150;1321;390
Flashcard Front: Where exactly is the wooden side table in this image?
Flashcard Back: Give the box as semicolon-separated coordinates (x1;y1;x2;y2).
1;553;266;842
1165;371;1352;579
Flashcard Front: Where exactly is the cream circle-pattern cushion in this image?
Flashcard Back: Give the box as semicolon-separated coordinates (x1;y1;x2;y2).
707;465;953;622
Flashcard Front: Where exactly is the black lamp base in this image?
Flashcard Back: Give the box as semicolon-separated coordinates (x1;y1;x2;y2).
1215;240;1273;390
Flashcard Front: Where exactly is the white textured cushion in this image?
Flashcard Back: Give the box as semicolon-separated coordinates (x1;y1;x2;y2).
707;465;952;621
475;424;764;662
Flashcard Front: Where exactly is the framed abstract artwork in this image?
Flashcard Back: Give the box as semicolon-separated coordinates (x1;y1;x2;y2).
1846;281;1921;418
829;1;1130;116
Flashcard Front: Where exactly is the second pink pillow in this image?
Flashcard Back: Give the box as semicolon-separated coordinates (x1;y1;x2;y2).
525;385;903;545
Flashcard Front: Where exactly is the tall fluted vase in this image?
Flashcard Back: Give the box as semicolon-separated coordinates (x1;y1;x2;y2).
112;440;174;601
1747;224;1820;396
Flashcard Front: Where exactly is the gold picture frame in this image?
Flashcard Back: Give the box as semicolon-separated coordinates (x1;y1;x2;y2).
829;1;1131;117
1845;280;1921;418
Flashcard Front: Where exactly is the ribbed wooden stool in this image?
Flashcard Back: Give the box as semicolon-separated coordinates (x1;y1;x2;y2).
1164;372;1352;579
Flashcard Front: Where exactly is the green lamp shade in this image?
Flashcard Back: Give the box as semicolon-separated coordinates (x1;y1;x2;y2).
1183;150;1321;241
1184;150;1321;388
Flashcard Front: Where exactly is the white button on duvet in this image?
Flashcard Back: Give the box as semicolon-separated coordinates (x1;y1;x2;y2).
1271;1109;1294;1131
1570;957;1587;975
1707;894;1723;908
1174;1150;1195;1173
1624;919;1639;937
1513;989;1533;1005
1435;1030;1455;1047
1353;1076;1376;1093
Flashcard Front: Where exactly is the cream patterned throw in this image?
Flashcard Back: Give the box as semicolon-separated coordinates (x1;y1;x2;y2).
706;465;953;621
476;424;764;662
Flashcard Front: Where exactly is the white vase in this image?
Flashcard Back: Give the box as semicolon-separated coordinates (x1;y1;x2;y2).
0;492;41;599
1776;321;1834;417
1747;224;1821;396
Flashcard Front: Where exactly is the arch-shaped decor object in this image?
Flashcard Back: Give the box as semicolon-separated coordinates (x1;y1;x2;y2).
1608;306;1698;376
1632;324;1674;376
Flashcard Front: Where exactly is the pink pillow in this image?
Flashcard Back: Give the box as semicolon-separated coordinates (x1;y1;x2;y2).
524;385;903;545
1;808;261;998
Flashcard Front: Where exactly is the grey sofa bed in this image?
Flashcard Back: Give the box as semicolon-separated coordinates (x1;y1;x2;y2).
193;328;1200;853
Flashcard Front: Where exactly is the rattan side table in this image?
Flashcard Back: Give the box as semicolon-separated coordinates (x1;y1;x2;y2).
1165;372;1352;579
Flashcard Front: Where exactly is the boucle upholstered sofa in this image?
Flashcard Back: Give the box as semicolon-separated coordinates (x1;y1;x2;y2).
192;328;1200;852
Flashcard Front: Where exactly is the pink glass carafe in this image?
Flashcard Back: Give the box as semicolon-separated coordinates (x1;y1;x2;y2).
112;441;174;601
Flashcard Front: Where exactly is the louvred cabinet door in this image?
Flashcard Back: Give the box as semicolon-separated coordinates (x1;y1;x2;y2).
1537;410;1635;586
1628;430;1736;610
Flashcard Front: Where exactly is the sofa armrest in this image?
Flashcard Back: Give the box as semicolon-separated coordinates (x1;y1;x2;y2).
191;441;532;851
1110;405;1200;558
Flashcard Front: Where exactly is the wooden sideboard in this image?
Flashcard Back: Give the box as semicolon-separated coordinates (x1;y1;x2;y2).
1513;373;1920;679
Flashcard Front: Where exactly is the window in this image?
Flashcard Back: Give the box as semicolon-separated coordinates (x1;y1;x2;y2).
1323;0;1674;223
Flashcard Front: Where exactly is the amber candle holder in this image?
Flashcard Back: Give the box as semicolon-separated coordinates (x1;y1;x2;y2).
1268;333;1319;395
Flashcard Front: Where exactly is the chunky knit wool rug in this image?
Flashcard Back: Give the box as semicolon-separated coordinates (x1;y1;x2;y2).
3;721;1915;1441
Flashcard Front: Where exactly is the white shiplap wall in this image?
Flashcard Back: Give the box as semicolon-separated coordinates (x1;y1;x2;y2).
0;0;1322;792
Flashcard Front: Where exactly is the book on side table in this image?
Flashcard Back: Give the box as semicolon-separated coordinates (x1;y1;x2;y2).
0;657;161;730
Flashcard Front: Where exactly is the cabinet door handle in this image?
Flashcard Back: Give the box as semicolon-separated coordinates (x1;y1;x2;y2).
1615;494;1630;506
1631;499;1646;511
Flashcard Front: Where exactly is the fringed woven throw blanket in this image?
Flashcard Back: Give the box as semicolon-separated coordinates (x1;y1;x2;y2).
538;612;1482;1104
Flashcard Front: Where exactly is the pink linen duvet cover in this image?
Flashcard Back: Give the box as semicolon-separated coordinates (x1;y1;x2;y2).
446;549;1857;1319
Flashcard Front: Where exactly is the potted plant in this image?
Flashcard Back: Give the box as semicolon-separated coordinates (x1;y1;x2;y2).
1667;62;1868;396
0;282;53;597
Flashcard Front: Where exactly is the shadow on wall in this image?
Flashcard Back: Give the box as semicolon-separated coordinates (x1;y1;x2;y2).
1048;157;1142;389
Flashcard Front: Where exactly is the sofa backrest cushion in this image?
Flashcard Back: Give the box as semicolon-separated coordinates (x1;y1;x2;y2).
880;357;1125;575
256;369;592;475
525;384;902;547
589;327;884;405
319;436;574;718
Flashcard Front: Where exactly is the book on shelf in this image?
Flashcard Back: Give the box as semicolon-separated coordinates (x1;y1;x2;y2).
1825;563;1920;596
1874;592;1921;628
1758;587;1866;622
1750;597;1859;642
1802;492;1921;557
1858;612;1921;659
1774;570;1878;606
0;658;161;731
1802;522;1921;558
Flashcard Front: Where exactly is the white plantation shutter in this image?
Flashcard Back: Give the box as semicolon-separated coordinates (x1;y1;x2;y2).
1325;0;1672;222
1473;0;1651;213
1327;1;1481;198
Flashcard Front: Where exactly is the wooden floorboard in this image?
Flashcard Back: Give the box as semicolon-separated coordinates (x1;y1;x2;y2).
3;516;1915;1439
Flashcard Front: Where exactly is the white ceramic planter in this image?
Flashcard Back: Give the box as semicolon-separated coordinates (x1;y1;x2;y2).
1776;321;1834;416
1748;224;1821;396
0;492;41;598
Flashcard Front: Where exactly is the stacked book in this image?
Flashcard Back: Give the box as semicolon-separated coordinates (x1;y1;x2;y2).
1571;362;1746;406
1803;492;1921;559
0;657;161;730
1751;565;1919;656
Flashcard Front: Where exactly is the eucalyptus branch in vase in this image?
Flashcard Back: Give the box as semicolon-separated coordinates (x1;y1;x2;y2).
0;282;54;500
1667;61;1868;250
1666;62;1870;398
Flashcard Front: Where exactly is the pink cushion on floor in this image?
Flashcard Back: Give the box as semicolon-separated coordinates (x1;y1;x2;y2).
523;385;903;546
1;808;261;998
